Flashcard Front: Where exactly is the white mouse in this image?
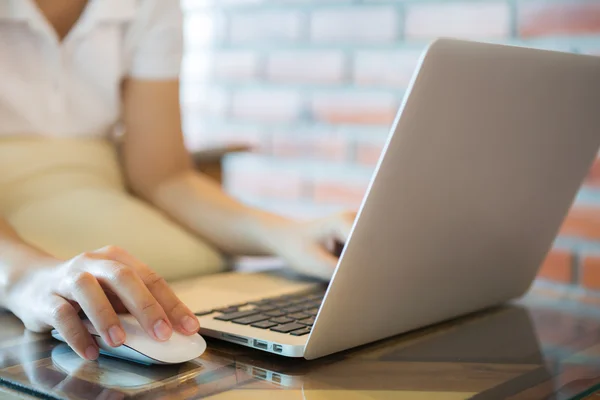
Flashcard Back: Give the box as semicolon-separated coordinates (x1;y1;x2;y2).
51;314;206;365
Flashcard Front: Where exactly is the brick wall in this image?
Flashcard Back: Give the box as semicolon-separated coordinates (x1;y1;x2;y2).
179;0;600;292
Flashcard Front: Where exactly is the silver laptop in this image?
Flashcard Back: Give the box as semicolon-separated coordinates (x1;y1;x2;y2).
172;38;600;359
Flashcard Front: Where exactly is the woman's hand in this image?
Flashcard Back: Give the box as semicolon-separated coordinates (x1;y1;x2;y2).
5;246;200;361
256;211;357;280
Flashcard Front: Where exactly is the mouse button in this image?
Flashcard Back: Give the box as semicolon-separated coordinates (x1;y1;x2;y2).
118;315;146;336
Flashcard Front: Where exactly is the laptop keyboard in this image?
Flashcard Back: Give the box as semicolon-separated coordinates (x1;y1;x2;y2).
194;288;326;337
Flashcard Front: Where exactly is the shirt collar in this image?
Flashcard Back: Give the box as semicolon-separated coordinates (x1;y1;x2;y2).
0;0;136;22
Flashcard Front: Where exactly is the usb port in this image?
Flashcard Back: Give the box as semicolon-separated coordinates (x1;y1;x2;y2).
253;340;268;350
273;344;283;353
272;373;282;384
253;367;267;379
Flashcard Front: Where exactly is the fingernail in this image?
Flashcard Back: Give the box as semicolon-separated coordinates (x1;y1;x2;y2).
181;315;199;333
108;325;125;346
154;320;172;341
85;345;99;360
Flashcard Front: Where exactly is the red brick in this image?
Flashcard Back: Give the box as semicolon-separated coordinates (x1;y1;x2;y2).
353;50;422;89
211;51;260;81
581;255;600;290
266;51;345;84
356;141;385;166
405;2;510;40
584;158;600;187
519;1;600;38
536;249;574;284
312;92;399;125
229;11;304;44
310;7;399;43
269;134;348;163
312;180;368;208
560;207;600;240
231;90;303;122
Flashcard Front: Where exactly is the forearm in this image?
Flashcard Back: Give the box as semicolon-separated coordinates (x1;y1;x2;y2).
0;218;56;309
147;169;286;256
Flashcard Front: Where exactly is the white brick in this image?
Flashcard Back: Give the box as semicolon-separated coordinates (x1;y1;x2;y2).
211;51;260;81
354;50;424;88
266;51;345;84
180;85;229;118
230;11;304;43
405;2;510;40
231;90;303;122
310;7;399;43
184;12;227;48
181;53;211;83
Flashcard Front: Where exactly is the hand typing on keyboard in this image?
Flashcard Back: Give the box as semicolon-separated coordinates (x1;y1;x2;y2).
250;212;355;281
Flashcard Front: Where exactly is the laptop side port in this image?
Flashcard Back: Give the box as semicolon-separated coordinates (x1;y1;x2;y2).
253;340;268;350
273;344;283;353
252;367;267;379
223;333;248;344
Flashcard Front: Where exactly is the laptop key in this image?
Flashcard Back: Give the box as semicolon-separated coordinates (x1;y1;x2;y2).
214;306;240;314
270;316;294;324
288;312;309;320
271;323;306;333
249;300;273;306
232;314;270;325
282;306;305;314
264;310;286;318
256;304;277;312
303;301;322;309
273;301;293;308
298;317;315;326
290;327;311;336
215;310;260;321
194;310;213;316
305;308;319;316
251;320;278;329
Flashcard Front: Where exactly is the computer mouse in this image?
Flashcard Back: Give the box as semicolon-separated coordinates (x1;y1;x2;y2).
51;314;206;365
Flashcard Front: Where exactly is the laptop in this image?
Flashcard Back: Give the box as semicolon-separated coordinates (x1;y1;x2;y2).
171;38;600;359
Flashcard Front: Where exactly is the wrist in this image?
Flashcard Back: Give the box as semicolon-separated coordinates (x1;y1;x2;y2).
240;207;294;255
0;242;59;311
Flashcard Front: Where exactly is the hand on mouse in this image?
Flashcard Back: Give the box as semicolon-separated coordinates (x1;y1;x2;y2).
254;211;356;280
5;245;200;361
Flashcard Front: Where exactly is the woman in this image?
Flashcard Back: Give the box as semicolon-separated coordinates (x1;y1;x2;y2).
0;0;354;362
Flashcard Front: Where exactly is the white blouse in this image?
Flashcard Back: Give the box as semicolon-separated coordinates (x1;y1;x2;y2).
0;0;184;138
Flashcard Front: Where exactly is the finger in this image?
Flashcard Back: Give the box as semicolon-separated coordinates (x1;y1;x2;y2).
60;271;125;347
92;246;199;335
307;211;357;243
45;295;99;361
86;260;172;342
138;267;200;335
105;292;129;314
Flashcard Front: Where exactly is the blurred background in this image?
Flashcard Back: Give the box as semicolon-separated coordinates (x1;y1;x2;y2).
178;0;600;292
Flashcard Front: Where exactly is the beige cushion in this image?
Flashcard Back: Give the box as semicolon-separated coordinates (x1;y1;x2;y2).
0;137;226;281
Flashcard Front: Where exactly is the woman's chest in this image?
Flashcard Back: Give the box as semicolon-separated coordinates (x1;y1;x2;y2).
0;21;127;97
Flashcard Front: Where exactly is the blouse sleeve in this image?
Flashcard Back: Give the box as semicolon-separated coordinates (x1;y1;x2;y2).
126;0;184;80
